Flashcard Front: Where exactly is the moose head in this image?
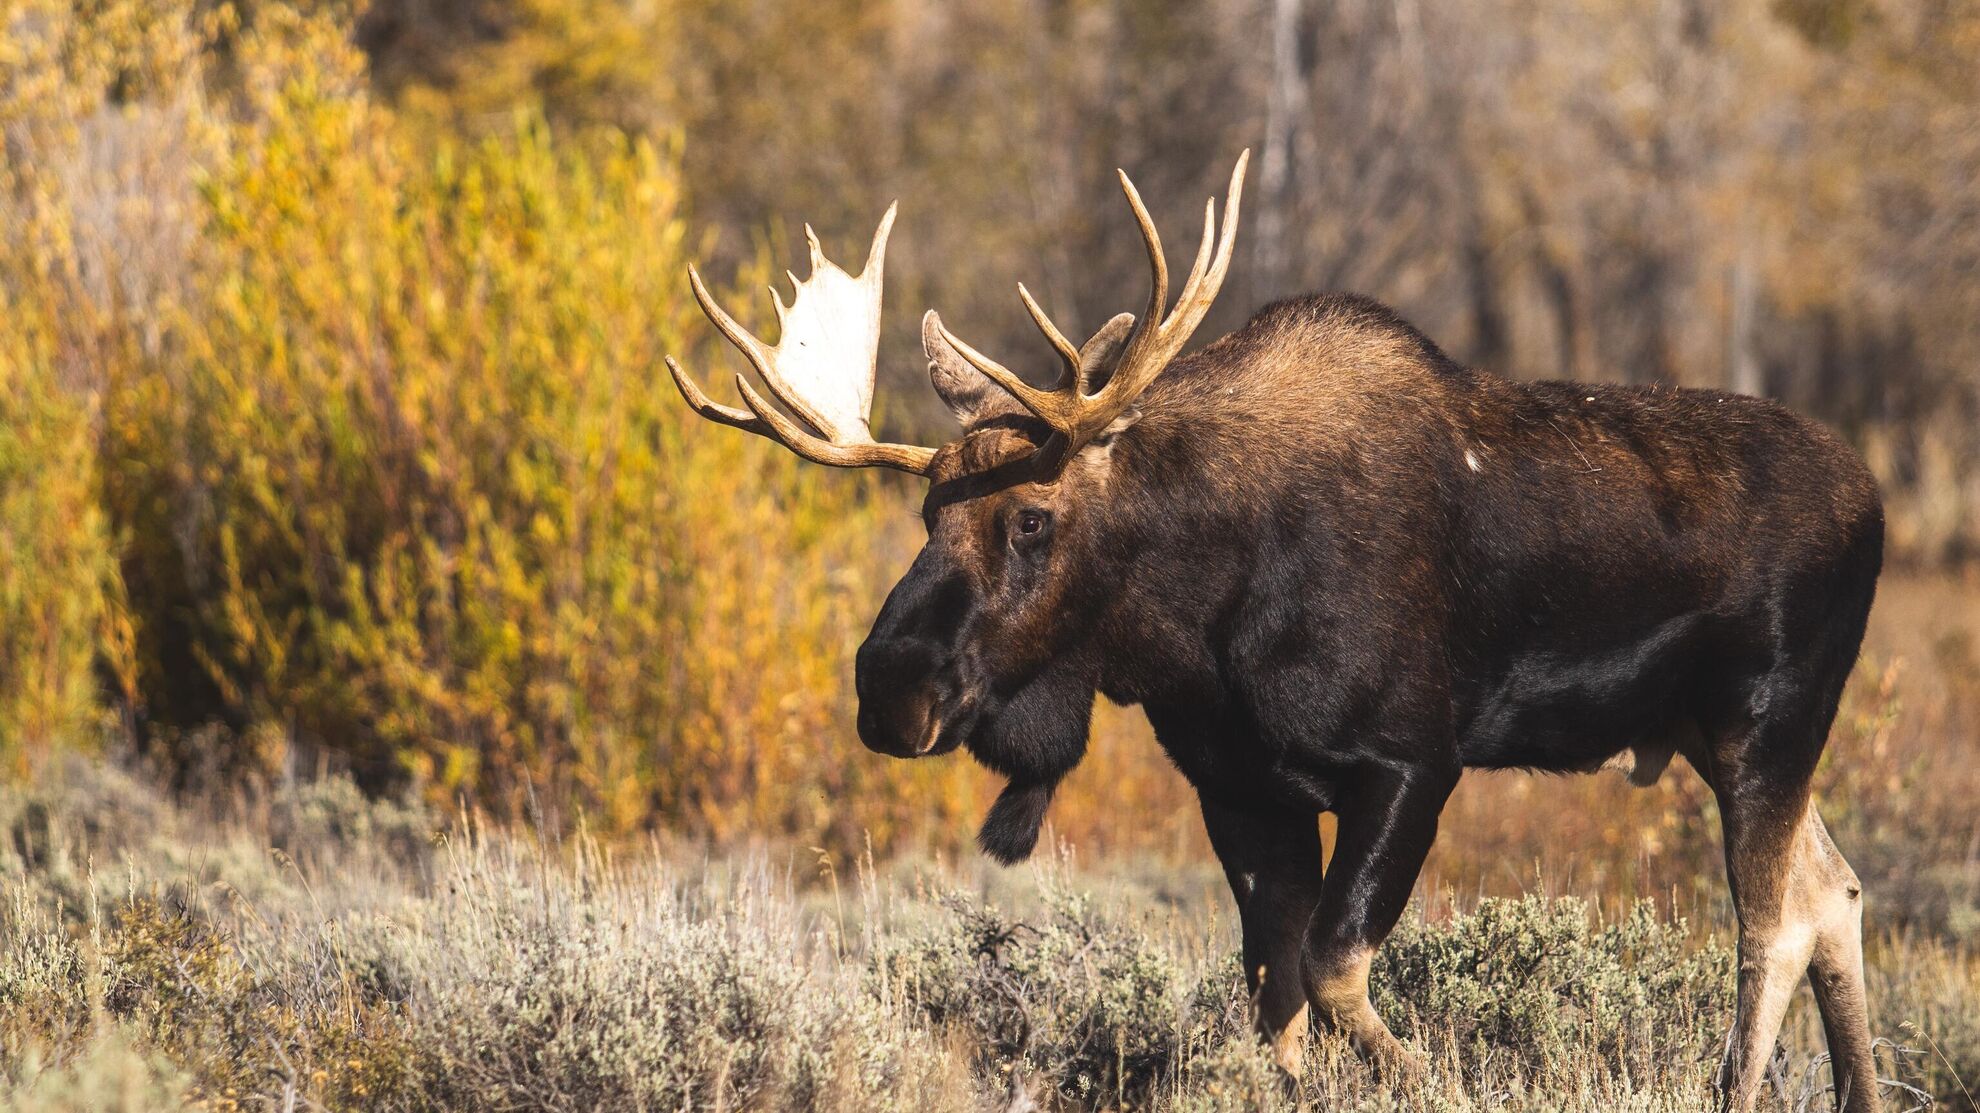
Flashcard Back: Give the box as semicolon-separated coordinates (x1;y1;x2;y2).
666;154;1248;862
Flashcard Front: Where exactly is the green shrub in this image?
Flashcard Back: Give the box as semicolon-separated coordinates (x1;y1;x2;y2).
264;773;434;876
0;889;413;1110
5;760;1977;1112
1375;895;1734;1085
876;885;1233;1104
0;900;97;1082
1;1029;191;1113
101;899;417;1109
396;867;954;1110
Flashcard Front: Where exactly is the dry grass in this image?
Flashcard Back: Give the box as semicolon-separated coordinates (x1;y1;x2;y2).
5;0;1978;871
0;752;1974;1112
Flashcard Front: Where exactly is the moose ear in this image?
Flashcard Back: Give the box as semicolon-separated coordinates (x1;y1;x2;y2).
925;310;1026;428
1077;313;1143;443
1076;312;1136;393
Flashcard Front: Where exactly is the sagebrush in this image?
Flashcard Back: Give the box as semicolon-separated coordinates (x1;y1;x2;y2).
1;759;1973;1111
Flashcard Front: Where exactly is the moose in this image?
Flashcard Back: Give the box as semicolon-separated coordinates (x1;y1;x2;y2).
665;153;1886;1112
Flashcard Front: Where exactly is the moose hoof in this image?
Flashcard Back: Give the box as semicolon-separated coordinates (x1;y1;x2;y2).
1366;1038;1430;1085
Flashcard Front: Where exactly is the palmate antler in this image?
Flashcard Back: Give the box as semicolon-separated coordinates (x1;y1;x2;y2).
664;204;939;474
936;151;1248;471
667;152;1247;478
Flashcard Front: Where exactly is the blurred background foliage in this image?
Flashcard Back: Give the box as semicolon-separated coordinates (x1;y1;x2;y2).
0;0;1975;863
0;0;972;847
347;0;1980;560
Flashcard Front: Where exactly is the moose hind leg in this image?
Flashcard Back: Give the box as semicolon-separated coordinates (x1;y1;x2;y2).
1713;778;1818;1113
1803;810;1880;1113
1717;799;1881;1113
1200;795;1326;1076
1708;695;1882;1113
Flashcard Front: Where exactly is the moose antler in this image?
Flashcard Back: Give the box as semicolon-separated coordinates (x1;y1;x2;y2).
665;204;939;474
936;151;1248;470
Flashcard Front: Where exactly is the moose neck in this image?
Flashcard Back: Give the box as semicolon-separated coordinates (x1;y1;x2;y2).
1075;404;1273;713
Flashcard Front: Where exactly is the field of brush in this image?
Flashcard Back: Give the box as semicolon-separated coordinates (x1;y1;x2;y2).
3;7;1977;1110
2;573;1975;1113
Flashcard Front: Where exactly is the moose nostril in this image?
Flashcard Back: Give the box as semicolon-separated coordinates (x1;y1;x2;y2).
860;639;928;690
853;634;964;757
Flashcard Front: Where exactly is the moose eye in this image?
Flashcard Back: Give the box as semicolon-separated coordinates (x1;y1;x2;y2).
1013;509;1050;544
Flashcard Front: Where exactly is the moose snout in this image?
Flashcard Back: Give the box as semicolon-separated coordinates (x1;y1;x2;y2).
854;636;961;758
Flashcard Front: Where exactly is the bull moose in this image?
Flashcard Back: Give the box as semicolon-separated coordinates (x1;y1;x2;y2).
664;153;1886;1112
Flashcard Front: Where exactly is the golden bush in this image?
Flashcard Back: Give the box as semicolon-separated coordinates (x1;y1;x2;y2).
0;0;985;849
0;323;122;770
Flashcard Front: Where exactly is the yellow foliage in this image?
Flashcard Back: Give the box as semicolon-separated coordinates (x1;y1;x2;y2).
0;316;122;771
0;0;992;850
0;0;157;771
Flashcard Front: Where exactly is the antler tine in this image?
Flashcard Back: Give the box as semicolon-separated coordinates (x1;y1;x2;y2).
687;264;832;436
734;375;934;473
1092;150;1247;415
665;355;773;435
666;204;940;476
922;152;1247;473
1173;198;1218;315
1196;150;1248;310
686;265;775;383
1115;169;1170;369
1017;283;1083;391
863;202;897;278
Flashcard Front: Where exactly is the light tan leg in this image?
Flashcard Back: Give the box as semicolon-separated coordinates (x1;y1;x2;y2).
1802;810;1881;1113
1268;999;1312;1076
1304;945;1423;1077
1716;801;1884;1113
1717;798;1819;1113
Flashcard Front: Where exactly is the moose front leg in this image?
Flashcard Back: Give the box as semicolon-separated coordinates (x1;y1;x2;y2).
1200;795;1326;1076
1301;762;1457;1072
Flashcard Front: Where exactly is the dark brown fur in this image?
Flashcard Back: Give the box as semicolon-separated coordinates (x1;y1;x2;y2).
854;293;1883;1112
